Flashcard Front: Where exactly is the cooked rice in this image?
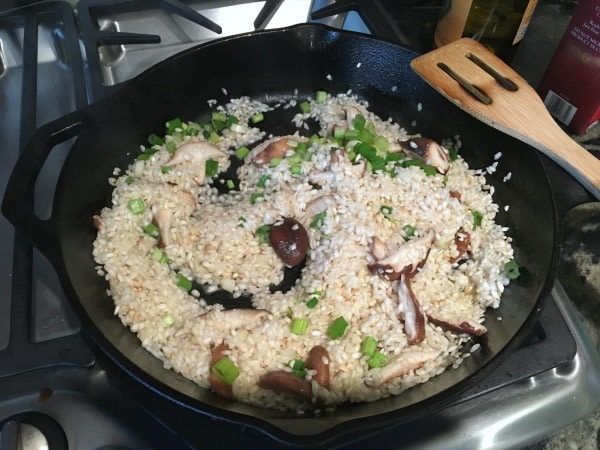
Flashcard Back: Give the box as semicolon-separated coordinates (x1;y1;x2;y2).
92;93;514;411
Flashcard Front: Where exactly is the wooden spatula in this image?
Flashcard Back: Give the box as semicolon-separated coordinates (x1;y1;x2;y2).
411;38;600;201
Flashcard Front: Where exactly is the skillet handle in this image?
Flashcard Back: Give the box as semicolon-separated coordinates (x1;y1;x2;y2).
1;109;88;264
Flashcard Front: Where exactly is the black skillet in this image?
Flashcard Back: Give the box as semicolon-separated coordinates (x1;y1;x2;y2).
1;24;558;447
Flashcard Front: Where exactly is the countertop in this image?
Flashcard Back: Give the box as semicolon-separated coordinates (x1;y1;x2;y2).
390;0;600;448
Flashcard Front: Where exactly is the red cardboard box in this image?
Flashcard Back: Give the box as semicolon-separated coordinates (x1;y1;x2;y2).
537;0;600;135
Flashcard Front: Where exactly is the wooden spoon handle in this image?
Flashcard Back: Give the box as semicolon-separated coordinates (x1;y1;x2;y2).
519;119;600;201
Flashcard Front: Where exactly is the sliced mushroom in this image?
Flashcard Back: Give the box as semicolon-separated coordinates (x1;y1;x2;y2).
450;228;471;263
427;314;487;336
368;229;435;280
258;370;313;402
369;236;389;261
365;347;440;387
400;137;450;174
93;214;102;231
168;141;226;185
305;194;336;218
151;205;174;247
251;137;292;167
209;342;234;400
306;345;330;389
395;275;426;344
269;217;309;268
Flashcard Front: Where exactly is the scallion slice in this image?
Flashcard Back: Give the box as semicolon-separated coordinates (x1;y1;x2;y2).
361;336;378;357
306;296;319;309
161;165;171;174
268;157;283;167
402;224;417;240
205;159;219;177
255;224;270;244
251;112;264;123
327;316;348;339
315;90;327;103
471;210;483;229
257;174;270;188
290;318;309;335
163;314;175;327
235;146;250;160
289;359;307;378
211;357;240;385
422;165;438;176
143;223;160;238
166;118;182;134
125;176;135;185
380;205;393;217
150;248;169;264
250;193;264;205
147;133;164;146
367;351;388;369
504;260;520;279
299;101;311;114
176;274;193;292
310;210;327;229
226;179;235;190
127;198;145;215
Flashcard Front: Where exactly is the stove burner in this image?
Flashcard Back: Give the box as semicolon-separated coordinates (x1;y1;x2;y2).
311;0;410;45
78;0;223;101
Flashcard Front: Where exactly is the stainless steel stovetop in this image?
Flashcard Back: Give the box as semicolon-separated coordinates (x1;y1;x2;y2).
1;1;599;449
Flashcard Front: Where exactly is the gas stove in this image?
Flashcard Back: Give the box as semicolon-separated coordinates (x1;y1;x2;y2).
1;1;599;449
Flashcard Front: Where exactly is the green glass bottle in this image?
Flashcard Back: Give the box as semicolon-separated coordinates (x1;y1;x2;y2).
434;0;539;61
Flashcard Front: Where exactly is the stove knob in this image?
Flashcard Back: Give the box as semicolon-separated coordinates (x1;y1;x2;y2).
0;412;67;450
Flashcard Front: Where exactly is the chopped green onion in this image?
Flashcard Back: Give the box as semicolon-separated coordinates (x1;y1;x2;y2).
205;159;219;177
163;314;175;327
344;129;359;140
504;260;520;279
238;216;247;227
268;157;283;167
127;198;146;215
136;153;152;161
150;248;169;264
166;141;177;153
327;316;348;339
251;112;264;123
255;224;271;244
352;114;366;130
299;101;311;114
370;157;387;172
211;111;227;123
357;128;375;144
380;205;393;217
449;146;459;161
161;165;171;174
361;336;378;357
306;297;319;309
230;123;247;134
422;164;438;176
372;135;390;153
176;274;193;292
166;118;182;134
224;115;239;129
368;351;388;369
403;224;417;240
289;359;307;378
226;179;235;190
211;357;240;385
287;153;303;165
310;210;327;229
290;318;309;335
125;176;135;185
333;126;346;139
291;164;302;175
402;159;421;168
235;146;250;160
207;130;220;144
250;193;264;205
296;141;308;153
257;174;270;188
143;223;160;238
471;210;483;229
385;151;404;162
315;90;327;103
354;142;378;161
147;133;164;146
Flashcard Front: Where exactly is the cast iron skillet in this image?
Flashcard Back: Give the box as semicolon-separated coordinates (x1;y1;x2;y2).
2;24;558;446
